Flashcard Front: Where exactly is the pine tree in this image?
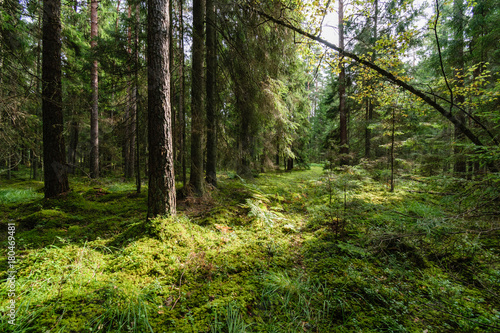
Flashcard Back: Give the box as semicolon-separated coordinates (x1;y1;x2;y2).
42;0;69;198
89;0;99;178
205;0;217;187
189;0;206;195
147;0;176;218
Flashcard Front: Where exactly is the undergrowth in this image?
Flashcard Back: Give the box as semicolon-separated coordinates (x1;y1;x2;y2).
0;167;499;332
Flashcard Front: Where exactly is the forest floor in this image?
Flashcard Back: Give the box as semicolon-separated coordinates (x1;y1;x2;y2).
1;165;499;332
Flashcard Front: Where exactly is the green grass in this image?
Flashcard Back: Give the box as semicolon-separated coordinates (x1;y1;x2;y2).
0;166;499;332
0;188;42;205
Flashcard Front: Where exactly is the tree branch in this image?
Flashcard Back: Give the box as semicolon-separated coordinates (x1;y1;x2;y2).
244;4;485;147
432;0;454;112
424;91;499;145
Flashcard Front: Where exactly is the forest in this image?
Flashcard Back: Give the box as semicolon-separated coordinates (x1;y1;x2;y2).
1;0;499;331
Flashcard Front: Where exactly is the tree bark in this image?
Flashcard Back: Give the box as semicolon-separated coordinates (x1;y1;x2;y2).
169;0;175;163
205;0;217;187
123;5;132;178
178;0;187;187
123;4;137;179
147;0;176;218
42;0;69;198
189;0;206;195
89;0;99;178
134;3;140;192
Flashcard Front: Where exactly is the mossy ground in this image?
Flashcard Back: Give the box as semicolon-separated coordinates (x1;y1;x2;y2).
1;165;499;332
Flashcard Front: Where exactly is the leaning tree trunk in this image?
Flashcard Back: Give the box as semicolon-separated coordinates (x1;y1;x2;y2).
42;0;69;198
147;0;176;218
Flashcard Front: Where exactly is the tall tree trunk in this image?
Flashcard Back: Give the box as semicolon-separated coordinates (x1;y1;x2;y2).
90;0;99;178
178;0;187;186
123;4;137;179
338;0;348;165
129;79;136;180
452;0;466;175
365;0;378;159
237;89;254;177
147;0;176;218
42;0;69;198
205;0;217;187
169;0;175;163
123;5;132;178
33;11;42;180
134;3;141;193
189;0;205;195
390;106;395;192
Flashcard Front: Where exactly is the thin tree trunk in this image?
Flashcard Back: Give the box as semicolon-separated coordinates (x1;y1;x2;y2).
276;139;280;167
177;0;186;187
365;98;371;158
390;106;395;192
365;0;378;159
147;0;176;217
452;0;466;175
205;0;217;187
33;11;42;181
67;118;79;173
7;153;12;180
123;5;132;178
134;3;141;193
189;0;205;195
338;0;348;165
42;0;69;198
90;0;99;178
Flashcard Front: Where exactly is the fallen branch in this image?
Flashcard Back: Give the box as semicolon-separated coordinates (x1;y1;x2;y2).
170;270;185;311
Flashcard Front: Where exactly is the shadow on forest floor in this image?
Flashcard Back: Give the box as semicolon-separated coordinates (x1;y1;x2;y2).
1;166;499;332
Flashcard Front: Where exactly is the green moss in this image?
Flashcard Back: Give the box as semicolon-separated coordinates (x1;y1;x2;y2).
18;209;79;229
1;169;499;332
